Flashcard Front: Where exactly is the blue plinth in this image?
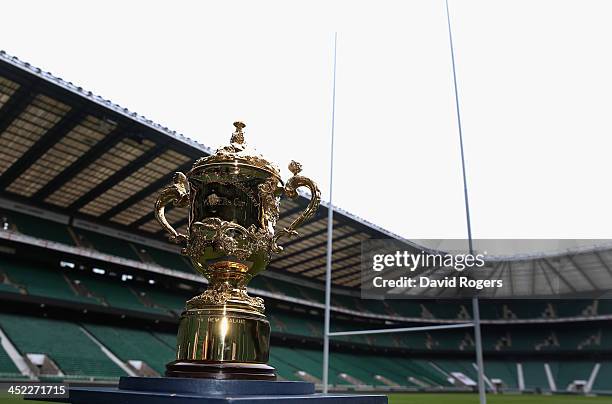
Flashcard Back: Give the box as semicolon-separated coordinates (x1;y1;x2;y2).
36;377;388;404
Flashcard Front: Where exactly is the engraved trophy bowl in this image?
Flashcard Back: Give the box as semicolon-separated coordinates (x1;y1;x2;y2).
154;121;320;379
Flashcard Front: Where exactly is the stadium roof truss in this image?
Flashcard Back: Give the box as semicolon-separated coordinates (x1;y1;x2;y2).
0;51;397;288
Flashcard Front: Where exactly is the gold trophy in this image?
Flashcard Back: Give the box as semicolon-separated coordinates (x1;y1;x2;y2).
155;122;320;379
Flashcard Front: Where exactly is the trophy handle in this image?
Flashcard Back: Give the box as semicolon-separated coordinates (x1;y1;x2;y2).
273;161;321;252
154;172;190;244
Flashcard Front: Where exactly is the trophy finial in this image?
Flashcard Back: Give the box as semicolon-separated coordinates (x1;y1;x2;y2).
231;121;246;145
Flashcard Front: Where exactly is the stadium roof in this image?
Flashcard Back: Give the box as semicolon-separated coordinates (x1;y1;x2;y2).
1;51;611;298
0;51;400;288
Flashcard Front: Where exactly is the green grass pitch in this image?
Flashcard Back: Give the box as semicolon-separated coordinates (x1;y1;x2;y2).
388;393;612;404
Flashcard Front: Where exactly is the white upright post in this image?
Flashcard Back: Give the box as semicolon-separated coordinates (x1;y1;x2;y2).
472;296;487;403
444;1;486;402
322;31;338;395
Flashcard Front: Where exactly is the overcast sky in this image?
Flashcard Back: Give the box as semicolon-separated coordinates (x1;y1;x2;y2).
2;0;612;240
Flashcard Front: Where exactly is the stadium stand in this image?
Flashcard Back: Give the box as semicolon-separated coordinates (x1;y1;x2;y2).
133;287;189;315
67;272;171;316
3;311;609;391
0;313;125;380
0;343;24;379
73;229;142;262
521;362;550;391
0;260;98;304
0;51;610;400
152;332;177;348
0;209;74;246
550;361;593;391
82;324;175;375
2;257;612;355
433;360;478;383
131;243;193;273
593;362;612;392
479;361;518;390
4;246;612;324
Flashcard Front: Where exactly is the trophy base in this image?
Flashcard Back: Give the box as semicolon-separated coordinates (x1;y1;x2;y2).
171;285;275;380
166;360;276;380
174;306;272;367
32;377;388;404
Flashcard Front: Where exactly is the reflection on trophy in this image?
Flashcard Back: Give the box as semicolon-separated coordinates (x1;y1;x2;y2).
155;121;320;379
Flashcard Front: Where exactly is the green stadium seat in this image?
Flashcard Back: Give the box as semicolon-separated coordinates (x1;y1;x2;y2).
510;329;549;351
593;362;612;392
431;330;466;350
74;229;141;262
478;302;503;319
331;294;365;313
330;322;370;346
596;300;612;316
249;276;320;303
1;261;99;304
434;359;478;383
350;299;396;316
330;352;378;385
550;361;594;391
521;362;549;391
399;359;452;387
271;347;327;383
69;273;170;315
0;314;125;380
0;282;21;294
1;210;74;246
504;301;548;319
135;287;188;314
152;332;177;350
83;324;175;375
484;361;518;389
554;300;593;317
370;333;402;349
426;302;464;319
270;311;322;338
268;351;301;381
365;356;422;387
558;328;594;351
132;243;194;273
0;344;25;379
299;349;353;386
482;330;510;351
601;329;612;350
386;301;425;318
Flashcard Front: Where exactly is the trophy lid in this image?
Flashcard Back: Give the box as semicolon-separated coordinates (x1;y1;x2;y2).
192;121;281;179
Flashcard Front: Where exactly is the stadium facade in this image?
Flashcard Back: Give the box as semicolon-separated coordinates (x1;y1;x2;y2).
0;51;610;395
